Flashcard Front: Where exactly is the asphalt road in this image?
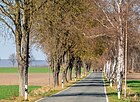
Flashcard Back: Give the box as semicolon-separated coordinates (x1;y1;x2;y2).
37;72;108;102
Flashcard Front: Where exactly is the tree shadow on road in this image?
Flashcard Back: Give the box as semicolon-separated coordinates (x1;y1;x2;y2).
72;84;105;87
51;92;106;98
76;79;109;87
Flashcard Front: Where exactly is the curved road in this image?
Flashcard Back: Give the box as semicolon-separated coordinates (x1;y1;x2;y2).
37;72;108;102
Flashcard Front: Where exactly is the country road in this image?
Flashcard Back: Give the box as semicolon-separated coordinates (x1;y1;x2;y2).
37;72;108;102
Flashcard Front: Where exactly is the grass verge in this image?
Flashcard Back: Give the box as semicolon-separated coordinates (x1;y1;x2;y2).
29;74;88;102
104;79;140;102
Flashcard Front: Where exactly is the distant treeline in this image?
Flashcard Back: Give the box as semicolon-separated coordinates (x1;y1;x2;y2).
0;59;48;67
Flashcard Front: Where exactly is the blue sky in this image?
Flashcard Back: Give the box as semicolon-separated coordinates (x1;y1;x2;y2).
0;37;46;60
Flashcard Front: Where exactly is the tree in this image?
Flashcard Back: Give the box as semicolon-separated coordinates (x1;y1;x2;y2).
31;0;109;88
31;0;95;87
0;0;34;100
94;0;140;99
9;53;16;67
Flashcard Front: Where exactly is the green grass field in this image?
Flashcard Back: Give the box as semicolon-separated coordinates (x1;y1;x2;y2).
127;80;140;101
0;67;52;73
0;67;86;74
127;80;140;94
0;85;41;100
105;79;140;102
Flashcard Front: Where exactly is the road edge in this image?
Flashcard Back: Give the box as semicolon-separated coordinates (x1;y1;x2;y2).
35;73;91;102
102;72;109;102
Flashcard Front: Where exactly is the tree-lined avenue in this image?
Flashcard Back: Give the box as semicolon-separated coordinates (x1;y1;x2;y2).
38;72;108;102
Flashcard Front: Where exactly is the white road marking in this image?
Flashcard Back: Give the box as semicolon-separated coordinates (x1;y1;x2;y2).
35;98;45;102
102;72;109;102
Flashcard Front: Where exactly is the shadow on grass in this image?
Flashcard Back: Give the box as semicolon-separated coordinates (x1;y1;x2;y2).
107;92;117;96
127;80;140;84
128;85;140;88
129;93;140;96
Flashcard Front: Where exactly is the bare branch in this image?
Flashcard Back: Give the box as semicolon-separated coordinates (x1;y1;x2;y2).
95;19;112;29
1;0;13;7
82;33;111;39
0;17;15;35
19;0;24;8
0;4;16;25
94;0;115;28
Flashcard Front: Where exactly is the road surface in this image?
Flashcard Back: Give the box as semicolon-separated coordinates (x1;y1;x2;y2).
37;72;108;102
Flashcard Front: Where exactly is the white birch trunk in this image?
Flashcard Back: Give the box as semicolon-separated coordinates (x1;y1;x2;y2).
117;0;124;99
106;61;109;80
110;58;117;87
108;60;111;77
104;64;106;77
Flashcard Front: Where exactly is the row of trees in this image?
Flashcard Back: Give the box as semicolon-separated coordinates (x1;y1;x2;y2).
0;0;100;100
0;0;139;100
32;0;105;87
95;0;140;99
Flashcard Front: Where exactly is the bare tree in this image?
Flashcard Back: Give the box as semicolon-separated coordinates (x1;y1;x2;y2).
0;0;34;100
94;0;140;99
32;0;95;87
9;53;16;67
31;0;109;88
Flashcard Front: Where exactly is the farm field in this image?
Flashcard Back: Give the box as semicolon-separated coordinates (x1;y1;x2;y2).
0;67;85;74
0;67;56;100
0;67;51;73
0;73;56;86
0;67;82;86
0;67;85;100
0;67;139;101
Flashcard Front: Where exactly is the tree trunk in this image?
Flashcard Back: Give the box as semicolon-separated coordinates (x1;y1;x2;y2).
53;71;59;87
85;62;91;73
117;1;124;99
62;69;68;84
68;67;72;81
53;62;60;88
67;56;74;81
18;64;25;96
78;67;81;78
124;2;128;98
74;64;78;80
83;62;86;75
117;31;124;99
53;72;57;87
132;57;134;72
14;0;30;99
109;58;117;87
